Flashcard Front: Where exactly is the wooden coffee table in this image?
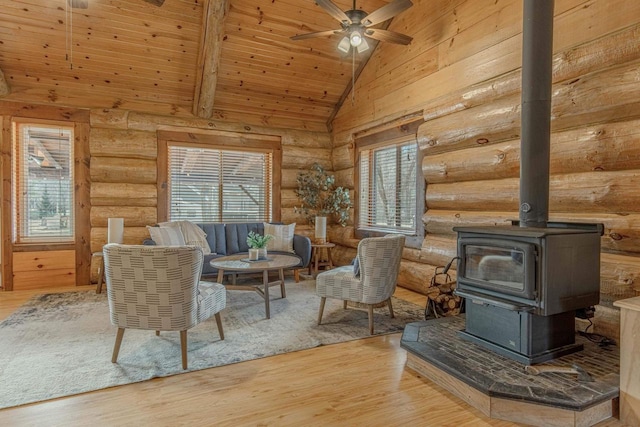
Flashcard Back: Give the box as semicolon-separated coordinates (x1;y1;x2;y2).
210;254;300;319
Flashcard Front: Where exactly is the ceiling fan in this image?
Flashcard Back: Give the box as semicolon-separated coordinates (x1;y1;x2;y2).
70;0;164;8
291;0;413;54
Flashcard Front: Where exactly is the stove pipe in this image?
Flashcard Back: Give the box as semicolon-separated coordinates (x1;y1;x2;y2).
519;0;555;228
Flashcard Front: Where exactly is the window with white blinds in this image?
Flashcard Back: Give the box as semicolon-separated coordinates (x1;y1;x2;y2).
358;139;417;234
12;121;75;243
168;145;272;222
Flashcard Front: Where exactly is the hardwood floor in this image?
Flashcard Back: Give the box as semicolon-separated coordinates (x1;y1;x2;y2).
0;285;623;426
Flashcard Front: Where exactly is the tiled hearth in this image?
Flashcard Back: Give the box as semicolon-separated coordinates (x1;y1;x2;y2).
401;316;620;427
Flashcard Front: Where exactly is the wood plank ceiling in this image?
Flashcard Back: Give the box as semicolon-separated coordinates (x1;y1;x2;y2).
0;0;395;131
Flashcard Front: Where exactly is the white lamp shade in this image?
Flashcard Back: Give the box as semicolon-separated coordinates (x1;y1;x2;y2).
357;37;370;53
107;218;124;244
337;36;351;54
315;216;327;243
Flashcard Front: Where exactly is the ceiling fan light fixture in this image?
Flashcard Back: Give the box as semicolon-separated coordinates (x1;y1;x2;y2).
356;37;370;53
349;30;363;47
337;36;351;53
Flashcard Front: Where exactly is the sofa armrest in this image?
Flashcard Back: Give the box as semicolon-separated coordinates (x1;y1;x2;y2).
293;234;311;268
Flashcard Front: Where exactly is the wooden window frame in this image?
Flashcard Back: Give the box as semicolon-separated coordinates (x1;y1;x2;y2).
354;118;425;249
0;102;90;291
157;130;282;224
11;118;76;244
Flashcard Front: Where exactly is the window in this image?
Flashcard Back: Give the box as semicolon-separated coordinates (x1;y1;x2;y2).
359;140;418;234
12;120;74;243
168;144;273;222
354;117;424;247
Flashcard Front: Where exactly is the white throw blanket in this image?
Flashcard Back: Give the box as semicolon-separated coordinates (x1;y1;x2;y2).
160;220;212;254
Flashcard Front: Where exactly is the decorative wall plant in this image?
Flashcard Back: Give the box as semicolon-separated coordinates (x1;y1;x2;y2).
294;163;352;226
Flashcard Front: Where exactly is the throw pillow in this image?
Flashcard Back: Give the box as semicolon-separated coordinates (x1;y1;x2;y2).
353;257;360;277
263;222;296;253
146;223;186;246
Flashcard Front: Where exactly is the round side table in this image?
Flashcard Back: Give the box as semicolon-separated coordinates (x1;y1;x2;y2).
309;242;336;278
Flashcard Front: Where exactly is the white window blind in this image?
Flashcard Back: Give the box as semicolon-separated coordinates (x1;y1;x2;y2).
359;140;417;234
168;145;272;222
12;122;74;243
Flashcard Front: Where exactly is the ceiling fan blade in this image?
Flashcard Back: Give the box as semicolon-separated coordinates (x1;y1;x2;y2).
315;0;352;24
69;0;88;8
362;0;413;27
365;28;413;45
71;0;164;6
291;29;343;40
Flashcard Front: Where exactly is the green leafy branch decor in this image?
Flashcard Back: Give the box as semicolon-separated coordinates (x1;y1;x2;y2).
294;163;352;226
246;231;273;249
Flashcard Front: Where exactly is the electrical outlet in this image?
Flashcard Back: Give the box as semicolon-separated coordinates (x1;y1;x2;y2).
576;306;595;319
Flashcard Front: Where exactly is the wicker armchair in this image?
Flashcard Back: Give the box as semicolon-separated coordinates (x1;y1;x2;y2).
316;234;405;334
103;244;226;369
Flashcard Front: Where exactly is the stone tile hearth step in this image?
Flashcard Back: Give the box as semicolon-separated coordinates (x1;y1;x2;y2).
401;316;620;427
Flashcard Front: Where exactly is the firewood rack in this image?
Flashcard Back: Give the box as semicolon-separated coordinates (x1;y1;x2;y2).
424;257;464;319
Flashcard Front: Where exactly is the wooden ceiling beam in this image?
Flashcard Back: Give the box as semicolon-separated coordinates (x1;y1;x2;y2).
192;0;230;119
0;68;10;97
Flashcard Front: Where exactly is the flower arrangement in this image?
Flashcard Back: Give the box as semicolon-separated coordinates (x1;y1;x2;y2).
246;231;273;249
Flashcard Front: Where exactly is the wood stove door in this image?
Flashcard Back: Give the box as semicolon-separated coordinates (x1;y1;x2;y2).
458;238;537;300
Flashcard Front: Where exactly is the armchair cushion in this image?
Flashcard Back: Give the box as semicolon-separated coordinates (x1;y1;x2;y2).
316;265;362;301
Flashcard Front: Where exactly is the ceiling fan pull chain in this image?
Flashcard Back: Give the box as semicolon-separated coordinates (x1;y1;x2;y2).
351;48;356;105
65;0;69;65
65;0;74;70
70;1;74;70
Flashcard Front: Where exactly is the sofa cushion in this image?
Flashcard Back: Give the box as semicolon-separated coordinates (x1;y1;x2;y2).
198;223;226;255
202;253;225;275
264;222;295;253
226;223;263;254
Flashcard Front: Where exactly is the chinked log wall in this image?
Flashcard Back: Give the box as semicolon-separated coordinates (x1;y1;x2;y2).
89;109;330;282
328;0;640;338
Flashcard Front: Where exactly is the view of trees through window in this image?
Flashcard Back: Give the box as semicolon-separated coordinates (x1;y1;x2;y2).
168;145;272;222
12;122;74;242
359;141;417;233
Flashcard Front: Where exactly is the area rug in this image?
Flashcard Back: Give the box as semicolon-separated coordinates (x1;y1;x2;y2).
0;279;424;409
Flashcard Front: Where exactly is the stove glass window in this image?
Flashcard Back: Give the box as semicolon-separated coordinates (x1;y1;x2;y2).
464;245;525;291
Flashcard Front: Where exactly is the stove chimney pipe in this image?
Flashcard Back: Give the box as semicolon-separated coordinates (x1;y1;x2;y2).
519;0;554;228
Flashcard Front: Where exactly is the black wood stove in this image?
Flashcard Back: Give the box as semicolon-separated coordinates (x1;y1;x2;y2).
454;222;603;364
453;0;603;364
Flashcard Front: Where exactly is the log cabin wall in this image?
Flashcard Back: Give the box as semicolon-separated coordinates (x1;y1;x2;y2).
329;0;640;338
88;108;330;282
